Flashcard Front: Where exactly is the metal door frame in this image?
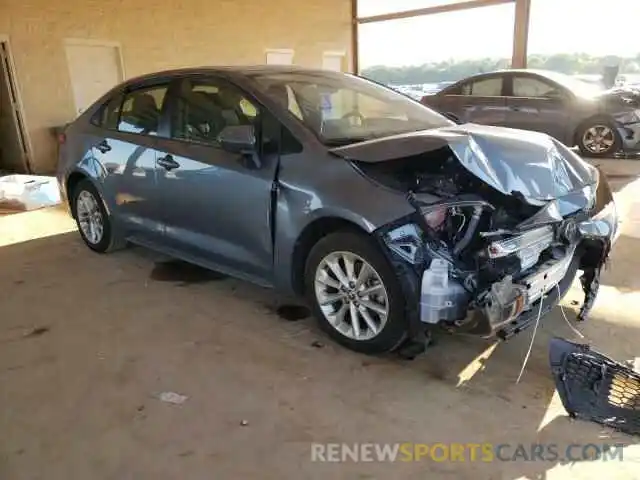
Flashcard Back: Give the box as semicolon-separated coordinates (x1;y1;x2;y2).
0;34;33;173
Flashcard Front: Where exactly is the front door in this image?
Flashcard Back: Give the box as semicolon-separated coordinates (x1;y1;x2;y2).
437;75;508;126
504;74;572;142
155;76;278;284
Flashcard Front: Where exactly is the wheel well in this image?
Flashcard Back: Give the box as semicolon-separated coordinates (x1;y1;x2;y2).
66;172;87;213
291;217;366;295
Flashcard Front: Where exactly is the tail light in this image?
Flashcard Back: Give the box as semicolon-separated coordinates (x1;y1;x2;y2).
57;132;66;144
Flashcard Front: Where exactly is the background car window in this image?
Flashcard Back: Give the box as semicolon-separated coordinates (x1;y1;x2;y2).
118;86;168;135
172;79;258;145
461;77;503;96
512;76;564;99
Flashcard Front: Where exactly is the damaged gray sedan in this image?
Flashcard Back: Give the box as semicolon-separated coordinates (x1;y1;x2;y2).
56;67;619;356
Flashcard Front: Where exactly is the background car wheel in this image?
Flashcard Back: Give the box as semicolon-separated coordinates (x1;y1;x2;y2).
577;120;621;157
71;179;123;253
304;231;408;354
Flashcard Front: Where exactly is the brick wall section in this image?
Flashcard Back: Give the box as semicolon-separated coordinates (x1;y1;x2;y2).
0;0;353;173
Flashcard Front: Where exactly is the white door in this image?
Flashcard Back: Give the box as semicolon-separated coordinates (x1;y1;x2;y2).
322;53;344;72
265;49;294;65
65;43;123;116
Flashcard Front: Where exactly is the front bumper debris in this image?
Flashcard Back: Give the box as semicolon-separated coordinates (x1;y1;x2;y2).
549;337;640;436
461;246;582;339
618;122;640;152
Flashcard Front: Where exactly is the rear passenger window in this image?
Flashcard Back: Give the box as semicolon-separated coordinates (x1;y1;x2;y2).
91;94;123;129
118;85;168;136
461;77;503;97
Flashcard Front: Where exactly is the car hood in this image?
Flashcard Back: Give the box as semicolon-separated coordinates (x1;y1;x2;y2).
595;86;640;108
330;123;597;207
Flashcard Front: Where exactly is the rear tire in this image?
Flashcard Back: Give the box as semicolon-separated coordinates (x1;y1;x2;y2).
304;231;408;354
71;179;125;253
577;120;621;157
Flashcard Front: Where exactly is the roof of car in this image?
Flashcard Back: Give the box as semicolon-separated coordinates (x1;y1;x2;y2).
122;65;344;85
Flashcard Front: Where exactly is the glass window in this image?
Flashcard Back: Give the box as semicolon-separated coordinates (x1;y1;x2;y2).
251;71;452;146
118;86;168;135
512;76;563;98
92;94;123;129
461;77;503;97
171;78;258;145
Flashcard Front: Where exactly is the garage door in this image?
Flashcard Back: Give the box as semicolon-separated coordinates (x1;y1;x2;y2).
65;42;123;116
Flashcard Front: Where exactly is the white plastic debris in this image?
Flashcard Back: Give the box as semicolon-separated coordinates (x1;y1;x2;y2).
0;175;61;212
157;391;188;404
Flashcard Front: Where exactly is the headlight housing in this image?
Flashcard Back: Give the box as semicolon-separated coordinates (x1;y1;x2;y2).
592;200;620;242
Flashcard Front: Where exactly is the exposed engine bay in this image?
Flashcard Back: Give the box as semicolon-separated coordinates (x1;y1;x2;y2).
338;135;618;343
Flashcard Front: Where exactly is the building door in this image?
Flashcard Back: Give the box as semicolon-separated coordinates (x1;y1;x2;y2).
65;41;123;116
0;41;30;173
265;49;294;65
322;52;344;72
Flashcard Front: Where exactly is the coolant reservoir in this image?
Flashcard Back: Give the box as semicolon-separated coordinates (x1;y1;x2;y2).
420;259;470;324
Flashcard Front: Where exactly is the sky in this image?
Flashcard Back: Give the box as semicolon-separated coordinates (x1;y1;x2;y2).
358;0;640;68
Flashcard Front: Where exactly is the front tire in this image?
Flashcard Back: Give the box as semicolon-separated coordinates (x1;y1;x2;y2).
577;120;621;157
304;231;408;354
71;179;123;253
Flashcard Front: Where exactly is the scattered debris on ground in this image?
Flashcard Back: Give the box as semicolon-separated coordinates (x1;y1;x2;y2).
156;392;189;405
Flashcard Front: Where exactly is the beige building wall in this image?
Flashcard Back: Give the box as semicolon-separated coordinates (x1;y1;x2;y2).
0;0;353;173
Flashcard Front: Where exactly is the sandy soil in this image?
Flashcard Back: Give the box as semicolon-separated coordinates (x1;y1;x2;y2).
1;159;640;479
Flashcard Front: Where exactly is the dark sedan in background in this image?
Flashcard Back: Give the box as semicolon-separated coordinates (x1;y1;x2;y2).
421;69;640;157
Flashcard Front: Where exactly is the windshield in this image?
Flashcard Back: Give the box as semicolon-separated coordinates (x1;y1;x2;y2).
250;71;453;146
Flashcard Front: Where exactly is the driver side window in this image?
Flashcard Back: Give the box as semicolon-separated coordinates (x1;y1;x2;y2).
512;76;564;99
171;78;258;146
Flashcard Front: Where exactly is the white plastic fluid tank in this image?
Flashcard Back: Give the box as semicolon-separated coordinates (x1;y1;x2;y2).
420;258;469;324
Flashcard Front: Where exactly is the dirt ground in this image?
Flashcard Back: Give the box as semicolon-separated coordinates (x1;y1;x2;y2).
1;159;640;479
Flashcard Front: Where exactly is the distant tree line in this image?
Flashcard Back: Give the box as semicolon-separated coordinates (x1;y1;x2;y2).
361;53;640;85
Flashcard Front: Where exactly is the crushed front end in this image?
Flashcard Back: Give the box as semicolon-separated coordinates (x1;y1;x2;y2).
334;124;620;349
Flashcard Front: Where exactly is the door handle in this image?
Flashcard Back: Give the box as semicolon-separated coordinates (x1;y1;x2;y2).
96;140;111;154
157;154;180;171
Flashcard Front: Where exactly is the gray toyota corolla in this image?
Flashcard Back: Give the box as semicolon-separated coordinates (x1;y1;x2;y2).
57;66;619;357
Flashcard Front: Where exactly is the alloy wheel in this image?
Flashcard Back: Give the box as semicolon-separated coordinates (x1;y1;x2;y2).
314;251;389;341
582;125;616;154
76;190;104;245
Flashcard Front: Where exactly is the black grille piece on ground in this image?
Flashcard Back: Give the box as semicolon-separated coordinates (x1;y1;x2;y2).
549;337;640;436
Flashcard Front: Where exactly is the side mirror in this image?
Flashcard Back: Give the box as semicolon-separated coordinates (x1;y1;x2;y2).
217;125;257;154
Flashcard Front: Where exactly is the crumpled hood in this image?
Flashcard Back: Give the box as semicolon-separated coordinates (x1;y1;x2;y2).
596;86;640;108
330;123;597;206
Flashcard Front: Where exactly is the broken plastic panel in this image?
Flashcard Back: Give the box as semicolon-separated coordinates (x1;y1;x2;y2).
549;337;640;436
0;175;61;212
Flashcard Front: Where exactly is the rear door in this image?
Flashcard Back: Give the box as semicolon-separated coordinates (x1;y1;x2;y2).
504;73;572;142
431;74;508;125
153;75;279;284
91;82;170;243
